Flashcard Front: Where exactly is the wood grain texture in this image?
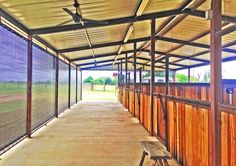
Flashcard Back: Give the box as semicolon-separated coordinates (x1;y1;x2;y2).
118;83;236;166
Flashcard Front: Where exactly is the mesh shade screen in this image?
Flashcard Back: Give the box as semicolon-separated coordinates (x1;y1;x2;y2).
70;67;76;106
77;70;82;101
0;25;27;150
58;60;69;113
31;46;56;129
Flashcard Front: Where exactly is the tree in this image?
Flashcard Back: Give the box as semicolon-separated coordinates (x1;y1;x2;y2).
94;77;105;85
83;76;93;83
202;70;210;83
112;77;118;85
142;72;150;78
190;76;198;82
155;71;165;77
176;73;188;83
105;77;112;85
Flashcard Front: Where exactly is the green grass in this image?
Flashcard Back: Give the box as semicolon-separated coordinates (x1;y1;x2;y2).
0;83;57;114
0;83;118;115
0;82;27;95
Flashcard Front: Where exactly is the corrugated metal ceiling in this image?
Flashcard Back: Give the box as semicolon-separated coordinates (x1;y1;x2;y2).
0;0;235;71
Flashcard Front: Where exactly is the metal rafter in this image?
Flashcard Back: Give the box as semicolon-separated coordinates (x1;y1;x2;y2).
58;34;236;54
30;9;180;35
169;36;236;70
113;0;149;64
80;60;172;70
28;5;236;35
0;8;71;62
130;0;202;60
74;50;188;68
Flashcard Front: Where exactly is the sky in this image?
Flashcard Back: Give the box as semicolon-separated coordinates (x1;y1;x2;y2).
177;60;236;80
82;70;116;81
82;60;236;81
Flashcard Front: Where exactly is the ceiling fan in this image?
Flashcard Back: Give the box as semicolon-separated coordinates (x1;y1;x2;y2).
58;0;109;26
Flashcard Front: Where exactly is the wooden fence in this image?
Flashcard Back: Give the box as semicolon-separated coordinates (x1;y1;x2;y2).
118;82;236;166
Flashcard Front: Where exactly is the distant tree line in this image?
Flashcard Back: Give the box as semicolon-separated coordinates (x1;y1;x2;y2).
142;70;210;83
83;76;118;91
83;76;117;85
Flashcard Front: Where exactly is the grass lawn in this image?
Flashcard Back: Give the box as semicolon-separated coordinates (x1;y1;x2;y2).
82;89;118;100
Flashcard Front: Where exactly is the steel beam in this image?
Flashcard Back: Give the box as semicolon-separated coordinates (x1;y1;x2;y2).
183;8;236;23
68;63;71;109
76;66;78;103
27;35;32;138
138;67;142;122
31;9;180;35
150;18;155;136
118;63;120;85
0;8;29;33
57;35;221;53
30;7;236;36
133;42;137;117
78;58;124;67
0;8;72;63
80;60;166;70
55;54;59;118
188;67;190;83
121;59;123;85
165;55;169;150
216;24;236;36
173;71;176;82
81;63;119;70
150;50;209;63
209;0;222;165
133;0;202;59
75;52;187;68
125;53;128;87
176;55;236;71
80;71;83;101
71;50;134;62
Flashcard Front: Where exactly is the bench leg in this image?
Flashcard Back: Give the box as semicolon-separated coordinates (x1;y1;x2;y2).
156;159;169;166
152;160;157;166
162;159;169;166
139;151;147;166
157;160;164;166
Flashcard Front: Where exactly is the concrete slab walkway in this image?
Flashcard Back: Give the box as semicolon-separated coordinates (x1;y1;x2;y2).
0;101;178;166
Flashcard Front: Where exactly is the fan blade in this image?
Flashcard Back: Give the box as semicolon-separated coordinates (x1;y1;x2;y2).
82;18;109;25
57;19;74;26
63;8;74;17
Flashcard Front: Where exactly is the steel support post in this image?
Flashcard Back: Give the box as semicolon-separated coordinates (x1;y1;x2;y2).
150;18;156;136
128;73;130;110
55;54;59;118
125;53;128;88
188;67;190;83
76;66;78;103
209;0;222;165
27;35;32;138
139;67;142;121
121;59;123;86
139;68;142;91
173;70;176;82
118;63;120;86
133;42;137;117
68;63;71;109
165;55;169;150
80;70;83;101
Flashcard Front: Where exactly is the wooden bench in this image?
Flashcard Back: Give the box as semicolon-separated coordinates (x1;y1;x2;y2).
139;141;173;166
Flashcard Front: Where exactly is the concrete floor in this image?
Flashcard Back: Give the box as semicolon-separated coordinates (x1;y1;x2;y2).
0;100;178;166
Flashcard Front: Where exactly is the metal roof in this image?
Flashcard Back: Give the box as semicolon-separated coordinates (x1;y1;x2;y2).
0;0;235;70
